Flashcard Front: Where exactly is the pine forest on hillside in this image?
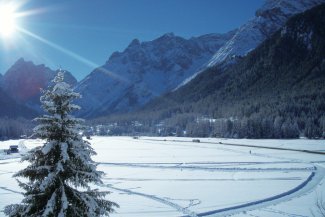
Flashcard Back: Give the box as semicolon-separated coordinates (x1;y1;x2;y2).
0;1;324;140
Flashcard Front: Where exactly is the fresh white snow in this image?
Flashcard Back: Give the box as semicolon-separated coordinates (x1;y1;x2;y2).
0;137;324;217
206;0;325;67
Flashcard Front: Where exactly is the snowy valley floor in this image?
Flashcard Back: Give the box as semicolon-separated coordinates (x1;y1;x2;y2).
0;137;324;217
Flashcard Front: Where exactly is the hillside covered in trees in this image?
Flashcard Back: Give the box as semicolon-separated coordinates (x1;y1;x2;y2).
93;4;325;139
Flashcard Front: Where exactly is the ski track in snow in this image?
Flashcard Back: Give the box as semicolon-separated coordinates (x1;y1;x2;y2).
99;162;315;172
103;184;199;217
132;138;312;163
99;163;323;217
132;139;325;216
1;138;324;216
183;166;324;216
102;177;303;182
102;139;324;216
261;207;309;217
0;186;22;194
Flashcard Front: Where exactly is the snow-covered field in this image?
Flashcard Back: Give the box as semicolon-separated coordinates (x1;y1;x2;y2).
0;137;324;217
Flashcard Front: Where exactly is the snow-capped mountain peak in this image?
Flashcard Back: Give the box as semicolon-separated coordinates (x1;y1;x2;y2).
75;0;325;118
256;0;322;16
206;0;325;67
75;31;235;117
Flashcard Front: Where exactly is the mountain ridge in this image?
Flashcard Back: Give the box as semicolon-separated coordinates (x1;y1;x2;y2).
206;0;325;67
1;0;324;121
75;31;235;117
1;58;77;113
124;3;325;138
76;0;325;118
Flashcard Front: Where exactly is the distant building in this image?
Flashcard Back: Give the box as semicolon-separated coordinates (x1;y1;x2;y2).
9;145;19;153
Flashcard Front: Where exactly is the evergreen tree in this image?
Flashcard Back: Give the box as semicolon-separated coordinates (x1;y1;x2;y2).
5;72;117;217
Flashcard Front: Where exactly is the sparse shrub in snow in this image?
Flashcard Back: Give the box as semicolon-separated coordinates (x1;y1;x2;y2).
4;71;118;217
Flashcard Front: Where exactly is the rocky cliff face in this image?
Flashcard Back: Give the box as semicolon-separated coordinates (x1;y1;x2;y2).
75;31;235;117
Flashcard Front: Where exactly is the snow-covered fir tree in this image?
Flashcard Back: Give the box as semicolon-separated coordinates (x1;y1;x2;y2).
5;71;118;217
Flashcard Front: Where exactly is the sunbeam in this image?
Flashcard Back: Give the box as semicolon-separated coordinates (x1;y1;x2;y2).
17;27;128;83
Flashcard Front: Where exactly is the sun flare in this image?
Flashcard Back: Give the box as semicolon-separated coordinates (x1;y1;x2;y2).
0;4;17;38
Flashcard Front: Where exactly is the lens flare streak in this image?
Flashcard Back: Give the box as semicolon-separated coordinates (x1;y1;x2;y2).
17;27;128;82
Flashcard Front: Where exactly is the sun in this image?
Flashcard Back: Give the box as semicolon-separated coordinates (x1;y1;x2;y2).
0;3;17;38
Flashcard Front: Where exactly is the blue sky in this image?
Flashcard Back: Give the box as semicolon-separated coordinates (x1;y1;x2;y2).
0;0;264;80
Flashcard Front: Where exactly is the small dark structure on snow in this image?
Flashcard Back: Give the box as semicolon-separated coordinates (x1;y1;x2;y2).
6;145;19;154
10;145;19;153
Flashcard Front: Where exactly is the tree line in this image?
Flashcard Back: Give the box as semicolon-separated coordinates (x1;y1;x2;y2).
0;118;34;140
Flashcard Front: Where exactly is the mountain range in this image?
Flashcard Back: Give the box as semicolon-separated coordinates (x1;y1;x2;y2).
0;58;77;113
0;0;324;124
75;31;235;117
75;0;324;117
122;2;325;138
